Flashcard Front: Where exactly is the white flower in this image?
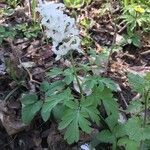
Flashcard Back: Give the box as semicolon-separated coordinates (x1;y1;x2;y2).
37;1;82;60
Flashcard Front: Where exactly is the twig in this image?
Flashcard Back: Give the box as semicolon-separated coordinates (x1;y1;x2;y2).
19;59;41;84
141;50;150;56
4;86;20;102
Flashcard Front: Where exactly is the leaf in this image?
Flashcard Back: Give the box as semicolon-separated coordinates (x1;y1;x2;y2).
58;108;92;144
45;80;66;97
84;77;98;89
131;35;141;47
126;100;142;114
87;86;102;106
22;101;43;124
0;26;5;33
65;100;79;109
58;109;76;130
21;93;38;105
64;118;79;144
100;77;118;92
124;117;150;142
47;68;63;77
80;18;91;28
78;114;92;134
99;88;119;121
63;68;74;85
145;72;150;81
81;105;100;125
95;130;115;144
128;73;148;94
41;88;73;121
40;81;50;92
125;117;142;141
113;124;126;138
52;104;66;120
118;137;139;150
63;0;84;8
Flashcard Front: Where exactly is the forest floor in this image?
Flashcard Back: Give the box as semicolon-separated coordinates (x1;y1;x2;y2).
0;0;150;150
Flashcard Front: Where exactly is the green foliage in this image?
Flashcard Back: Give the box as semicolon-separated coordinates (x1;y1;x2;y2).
118;137;139;150
80;18;91;29
14;23;41;39
63;0;91;8
0;23;41;45
0;26;16;44
21;61;119;144
6;0;20;8
21;93;43;124
121;1;150;47
96;130;116;144
128;73;150;94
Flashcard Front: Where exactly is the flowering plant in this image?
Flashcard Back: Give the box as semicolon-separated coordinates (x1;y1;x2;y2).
36;1;82;60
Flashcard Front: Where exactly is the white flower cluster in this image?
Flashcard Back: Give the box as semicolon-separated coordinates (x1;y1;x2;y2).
36;1;82;60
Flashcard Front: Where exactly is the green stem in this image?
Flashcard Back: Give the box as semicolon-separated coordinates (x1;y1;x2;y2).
70;52;83;98
140;86;150;150
143;87;150;127
124;0;129;6
112;141;117;150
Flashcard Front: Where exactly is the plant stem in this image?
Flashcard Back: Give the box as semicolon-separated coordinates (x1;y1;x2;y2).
112;141;117;150
106;3;117;72
70;52;84;98
140;86;150;150
143;87;150;127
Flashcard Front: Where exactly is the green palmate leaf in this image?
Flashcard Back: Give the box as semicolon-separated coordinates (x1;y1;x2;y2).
117;137;139;150
22;101;43;124
63;0;84;8
81;105;100;125
126;100;142;114
99;88;119;121
84;75;118;92
41;88;73;121
64;117;79;144
125;117;142;141
83;86;102;107
105;115;118;131
125;117;150;142
21;93;38;105
84;77;98;90
78;113;92;134
95;130;116;144
40;81;50;92
99;77;118;92
128;73;149;94
0;26;5;33
47;68;63;77
131;35;141;47
142;127;150;141
52;104;67;120
63;68;74;85
45;80;66;97
59;108;93;144
58;109;76;130
65;100;79;109
143;140;150;150
113;124;126;138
